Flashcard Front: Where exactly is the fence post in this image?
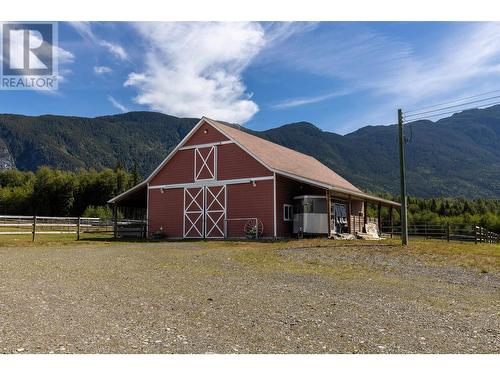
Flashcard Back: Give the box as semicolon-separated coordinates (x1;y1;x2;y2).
113;204;118;240
446;222;450;242
77;217;81;240
389;206;394;239
474;225;478;244
32;215;37;242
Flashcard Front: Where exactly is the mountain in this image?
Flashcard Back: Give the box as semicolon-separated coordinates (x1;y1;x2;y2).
0;112;198;177
1;107;500;198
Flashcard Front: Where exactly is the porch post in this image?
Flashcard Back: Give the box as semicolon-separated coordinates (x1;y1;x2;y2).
112;203;118;240
389;205;394;238
326;189;332;238
347;196;352;234
377;202;382;235
363;201;368;232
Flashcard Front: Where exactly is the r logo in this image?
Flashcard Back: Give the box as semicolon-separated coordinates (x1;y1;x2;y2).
2;23;54;76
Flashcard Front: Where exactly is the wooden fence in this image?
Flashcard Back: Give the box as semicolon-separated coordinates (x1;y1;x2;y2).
0;215;147;241
380;220;499;244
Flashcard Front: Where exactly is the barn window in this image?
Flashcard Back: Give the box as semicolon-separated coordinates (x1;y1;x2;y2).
283;204;293;221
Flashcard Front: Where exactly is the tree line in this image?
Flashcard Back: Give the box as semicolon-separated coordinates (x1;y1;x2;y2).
1;167;499;232
0;166;140;218
367;193;500;233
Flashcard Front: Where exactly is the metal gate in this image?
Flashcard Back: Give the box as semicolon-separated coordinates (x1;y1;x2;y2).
183;185;226;239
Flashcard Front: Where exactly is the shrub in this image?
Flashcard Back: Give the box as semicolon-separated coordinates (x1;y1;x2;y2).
82;205;113;219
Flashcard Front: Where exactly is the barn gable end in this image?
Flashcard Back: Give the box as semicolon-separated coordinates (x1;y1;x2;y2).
147;118;276;239
111;117;400;240
183;120;229;146
148;119;272;186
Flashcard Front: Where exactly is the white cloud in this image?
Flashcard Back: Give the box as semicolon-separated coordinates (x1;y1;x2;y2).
99;40;129;61
271;88;355;109
381;23;500;102
69;22;128;61
68;21;94;41
124;22;266;123
56;46;75;64
107;95;129;113
94;66;112;74
262;22;319;46
262;22;500;129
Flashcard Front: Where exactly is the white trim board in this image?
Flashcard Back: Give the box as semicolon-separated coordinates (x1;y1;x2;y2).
179;140;233;150
149;176;274;190
273;172;277;238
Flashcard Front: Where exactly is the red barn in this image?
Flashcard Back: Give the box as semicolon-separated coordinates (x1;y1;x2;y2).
109;117;399;239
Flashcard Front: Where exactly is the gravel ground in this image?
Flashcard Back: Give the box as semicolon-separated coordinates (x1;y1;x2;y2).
0;239;498;354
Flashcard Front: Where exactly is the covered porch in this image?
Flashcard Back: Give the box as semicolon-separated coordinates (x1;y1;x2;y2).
325;188;400;238
107;181;148;239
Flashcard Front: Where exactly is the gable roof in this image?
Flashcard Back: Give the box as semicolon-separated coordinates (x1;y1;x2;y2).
110;116;399;207
204;118;361;193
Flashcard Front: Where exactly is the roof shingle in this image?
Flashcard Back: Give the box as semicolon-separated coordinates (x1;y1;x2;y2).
206;118;361;193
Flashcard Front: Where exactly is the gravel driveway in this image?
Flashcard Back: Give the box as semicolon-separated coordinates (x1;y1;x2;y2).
0;239;498;353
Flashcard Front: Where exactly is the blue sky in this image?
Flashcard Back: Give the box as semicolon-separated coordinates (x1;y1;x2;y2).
1;22;500;134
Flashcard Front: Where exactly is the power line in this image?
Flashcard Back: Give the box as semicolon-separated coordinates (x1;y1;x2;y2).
404;89;500;114
404;94;500;119
403;100;500;123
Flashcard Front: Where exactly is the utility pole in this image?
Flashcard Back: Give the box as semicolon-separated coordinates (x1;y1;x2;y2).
398;109;408;245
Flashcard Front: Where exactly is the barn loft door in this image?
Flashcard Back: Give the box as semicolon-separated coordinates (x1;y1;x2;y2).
194;146;216;181
205;185;226;239
183;187;204;238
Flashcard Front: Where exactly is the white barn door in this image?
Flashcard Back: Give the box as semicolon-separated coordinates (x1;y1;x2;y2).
205;185;226;239
183;187;204;238
183;185;226;239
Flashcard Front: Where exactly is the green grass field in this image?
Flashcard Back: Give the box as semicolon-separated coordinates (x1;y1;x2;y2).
1;234;498;272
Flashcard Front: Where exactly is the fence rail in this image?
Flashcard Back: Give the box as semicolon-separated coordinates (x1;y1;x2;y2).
0;215;147;241
380;220;499;244
1;215;498;244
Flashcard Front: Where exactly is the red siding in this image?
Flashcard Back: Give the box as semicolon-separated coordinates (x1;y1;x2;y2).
275;174;326;237
184;121;229;146
148;120;334;239
226;180;274;238
148;188;184;238
148;181;274;239
217;143;272;180
150;149;194;186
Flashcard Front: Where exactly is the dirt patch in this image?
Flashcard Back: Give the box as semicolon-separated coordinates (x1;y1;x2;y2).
0;239;498;353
